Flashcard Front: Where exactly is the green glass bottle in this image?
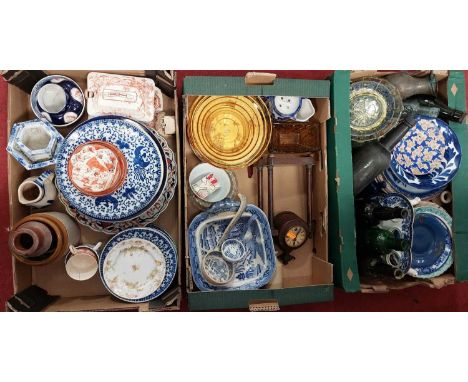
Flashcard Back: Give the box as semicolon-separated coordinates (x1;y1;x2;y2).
359;227;410;256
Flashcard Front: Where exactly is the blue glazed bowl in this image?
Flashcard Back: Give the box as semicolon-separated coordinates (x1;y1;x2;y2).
31;75;85;127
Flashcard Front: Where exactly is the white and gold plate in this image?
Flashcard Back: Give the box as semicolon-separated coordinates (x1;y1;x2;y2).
99;227;177;303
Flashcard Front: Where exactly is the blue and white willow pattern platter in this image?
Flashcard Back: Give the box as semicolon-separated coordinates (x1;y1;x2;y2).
31;75;85;127
408;203;453;279
188;199;276;291
57;130;177;234
55;116;166;222
370;193;414;277
390;116;461;191
99;227;177;303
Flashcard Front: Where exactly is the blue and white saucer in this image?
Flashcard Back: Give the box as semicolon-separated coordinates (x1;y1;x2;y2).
188;199;276;291
55;116;166;222
370;193;414;277
99;227;177;303
377;169;446;200
408;203;453;279
390;116;461;191
31;75;85;127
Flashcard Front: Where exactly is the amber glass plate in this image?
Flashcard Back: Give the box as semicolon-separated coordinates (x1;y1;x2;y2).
188;96;272;169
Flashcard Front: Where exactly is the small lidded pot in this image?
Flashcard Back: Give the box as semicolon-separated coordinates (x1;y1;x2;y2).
67;140;127;196
65;243;101;281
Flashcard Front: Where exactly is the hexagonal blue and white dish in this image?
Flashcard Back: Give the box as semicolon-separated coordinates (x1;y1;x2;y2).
99;227;177;303
7;119;64;170
390;116;461;191
31;75;85;127
188;199;276;291
55;116;167;222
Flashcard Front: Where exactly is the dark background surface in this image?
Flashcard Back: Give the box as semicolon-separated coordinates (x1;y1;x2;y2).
2;70;468;311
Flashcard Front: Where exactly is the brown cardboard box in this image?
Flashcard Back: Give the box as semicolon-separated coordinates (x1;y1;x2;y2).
182;73;334;310
6;70;182;311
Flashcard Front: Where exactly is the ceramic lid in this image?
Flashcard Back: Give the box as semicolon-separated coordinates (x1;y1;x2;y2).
86;72;160;123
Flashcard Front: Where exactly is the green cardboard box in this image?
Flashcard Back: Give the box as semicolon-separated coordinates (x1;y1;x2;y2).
182;74;334;310
328;70;468;293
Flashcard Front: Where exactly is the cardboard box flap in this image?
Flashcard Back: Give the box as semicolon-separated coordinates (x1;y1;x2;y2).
447;71;468;281
184;76;330;98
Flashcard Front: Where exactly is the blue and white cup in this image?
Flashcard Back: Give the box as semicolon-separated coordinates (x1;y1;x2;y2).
18;170;57;209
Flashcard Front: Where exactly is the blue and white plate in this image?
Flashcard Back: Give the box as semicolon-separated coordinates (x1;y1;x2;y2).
376;169;446;200
390;116;461;191
189;199;276;291
57;130;177;234
99;227;177;303
31;75;85;127
408;203;453;279
55;116;166;222
370;193;414;277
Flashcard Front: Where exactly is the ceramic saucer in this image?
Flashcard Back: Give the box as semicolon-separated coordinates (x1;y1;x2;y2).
58;130;177;234
350;77;403;142
188;199;276;291
390;116;461;191
55;116;167;222
408;202;453;279
99;227;177;302
31;75;85;127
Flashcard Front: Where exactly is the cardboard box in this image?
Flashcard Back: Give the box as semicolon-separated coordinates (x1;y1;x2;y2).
6;70;182;311
328;70;468;293
182;74;334;311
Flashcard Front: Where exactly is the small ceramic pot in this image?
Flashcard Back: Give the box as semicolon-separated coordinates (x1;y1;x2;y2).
31;75;85;127
9;212;80;266
6;119;64;170
8;221;53;258
65;242;101;281
18;170;56;208
221;238;246;263
67;140;127;196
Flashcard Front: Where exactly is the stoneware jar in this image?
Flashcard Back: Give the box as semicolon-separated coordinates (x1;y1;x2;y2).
18;170;57;208
9;212;80;266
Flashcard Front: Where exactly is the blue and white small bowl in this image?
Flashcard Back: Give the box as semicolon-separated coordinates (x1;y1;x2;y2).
31;75;85;127
221;238;246;263
269;96;303;120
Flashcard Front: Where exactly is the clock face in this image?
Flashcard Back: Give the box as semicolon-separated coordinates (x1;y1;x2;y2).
284;226;307;248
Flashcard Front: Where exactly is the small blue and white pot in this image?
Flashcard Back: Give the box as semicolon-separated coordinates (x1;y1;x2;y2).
31;75;85;127
269;96;315;122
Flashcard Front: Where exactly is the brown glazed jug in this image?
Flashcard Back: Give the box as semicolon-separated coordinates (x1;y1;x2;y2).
8;221;53;258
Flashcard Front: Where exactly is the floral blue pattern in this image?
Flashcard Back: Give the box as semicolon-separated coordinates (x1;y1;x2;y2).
390;116;461;190
99;227;177;303
55;116;166;222
188;199;276;291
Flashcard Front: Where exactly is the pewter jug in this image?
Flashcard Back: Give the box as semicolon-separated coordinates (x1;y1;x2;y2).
386;73;437;100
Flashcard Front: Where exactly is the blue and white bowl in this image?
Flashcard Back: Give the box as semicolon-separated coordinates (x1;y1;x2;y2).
269;96;303;120
6;119;64;170
31;75;85;127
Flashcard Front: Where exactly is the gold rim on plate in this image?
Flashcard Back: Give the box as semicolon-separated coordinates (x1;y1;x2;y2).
188;96;272;169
